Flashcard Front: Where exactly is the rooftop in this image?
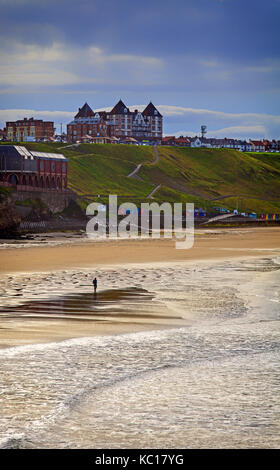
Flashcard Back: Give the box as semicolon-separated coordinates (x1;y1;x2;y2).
109;100;131;115
74;102;95;119
30;151;67;160
142;102;162;117
0;145;67;161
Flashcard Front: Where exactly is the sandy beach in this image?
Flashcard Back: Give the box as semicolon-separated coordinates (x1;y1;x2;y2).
1;227;280;274
1;227;280;449
0;227;280;349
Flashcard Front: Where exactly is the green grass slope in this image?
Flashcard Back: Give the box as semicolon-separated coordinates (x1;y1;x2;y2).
138;147;280;212
67;144;155;197
1;142;280;213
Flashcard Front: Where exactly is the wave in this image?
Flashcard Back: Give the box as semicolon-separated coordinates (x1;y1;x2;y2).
0;326;185;356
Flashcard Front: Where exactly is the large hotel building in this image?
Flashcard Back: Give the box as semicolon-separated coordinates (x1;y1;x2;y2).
67;100;163;143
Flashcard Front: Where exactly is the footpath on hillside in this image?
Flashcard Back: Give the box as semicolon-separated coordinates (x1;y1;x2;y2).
127;146;161;198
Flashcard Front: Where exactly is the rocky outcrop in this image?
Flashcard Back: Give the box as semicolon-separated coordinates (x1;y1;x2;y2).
0;195;21;236
15;198;52;221
0;187;84;236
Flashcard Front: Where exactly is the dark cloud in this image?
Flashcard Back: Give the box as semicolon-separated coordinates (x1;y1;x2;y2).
0;0;279;137
1;0;279;60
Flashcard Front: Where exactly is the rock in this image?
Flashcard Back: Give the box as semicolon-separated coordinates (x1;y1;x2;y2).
0;195;21;237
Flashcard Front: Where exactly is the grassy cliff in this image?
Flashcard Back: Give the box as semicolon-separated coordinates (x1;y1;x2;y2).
1;142;280;214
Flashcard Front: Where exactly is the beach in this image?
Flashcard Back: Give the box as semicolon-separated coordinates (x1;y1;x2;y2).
0;227;279;448
1;226;280;274
0;227;280;348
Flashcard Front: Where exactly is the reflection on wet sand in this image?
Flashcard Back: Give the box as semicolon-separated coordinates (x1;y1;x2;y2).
0;288;187;349
0;287;184;321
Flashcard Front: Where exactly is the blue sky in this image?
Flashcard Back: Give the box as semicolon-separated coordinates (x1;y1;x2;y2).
1;0;280;139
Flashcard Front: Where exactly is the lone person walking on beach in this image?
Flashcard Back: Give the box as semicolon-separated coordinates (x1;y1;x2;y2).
93;277;97;293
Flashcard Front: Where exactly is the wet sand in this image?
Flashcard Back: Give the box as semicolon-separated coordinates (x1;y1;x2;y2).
0;227;279;348
1;227;280;274
0;288;187;349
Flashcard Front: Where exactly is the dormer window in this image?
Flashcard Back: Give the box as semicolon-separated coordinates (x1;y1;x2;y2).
154;110;158;115
124;108;127;113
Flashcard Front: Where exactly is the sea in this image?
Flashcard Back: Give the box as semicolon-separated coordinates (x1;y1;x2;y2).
0;254;279;449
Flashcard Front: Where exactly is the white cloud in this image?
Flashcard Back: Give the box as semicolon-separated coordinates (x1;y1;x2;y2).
0;68;81;87
173;126;268;139
0;109;74;130
0;42;68;63
155;104;280;123
0;41;81;86
245;59;280;75
88;46;163;67
206;125;267;138
199;60;219;68
0;40;164;88
140;105;280;139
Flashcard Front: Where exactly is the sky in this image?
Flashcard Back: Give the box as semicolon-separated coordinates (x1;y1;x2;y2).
0;0;280;139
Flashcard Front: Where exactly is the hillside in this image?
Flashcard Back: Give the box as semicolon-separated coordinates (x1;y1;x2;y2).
1;142;280;214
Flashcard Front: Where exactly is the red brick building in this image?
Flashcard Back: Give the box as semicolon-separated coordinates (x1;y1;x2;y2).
5;118;54;142
67;103;115;143
0;145;68;191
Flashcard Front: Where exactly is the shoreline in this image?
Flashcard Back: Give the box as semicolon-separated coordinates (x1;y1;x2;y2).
0;226;279;275
0;227;279;349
